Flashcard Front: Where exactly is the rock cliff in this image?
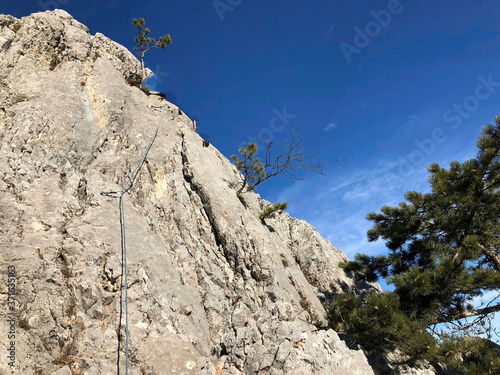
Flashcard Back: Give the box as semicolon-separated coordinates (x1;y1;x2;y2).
0;10;428;375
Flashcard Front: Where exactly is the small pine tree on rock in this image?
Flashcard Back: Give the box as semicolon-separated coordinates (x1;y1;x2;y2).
231;131;336;197
231;142;265;197
132;18;172;82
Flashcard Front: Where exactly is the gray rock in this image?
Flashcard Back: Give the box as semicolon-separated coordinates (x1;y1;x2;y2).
0;10;436;375
51;366;72;375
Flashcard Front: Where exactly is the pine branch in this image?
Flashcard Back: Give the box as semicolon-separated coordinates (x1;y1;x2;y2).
480;244;500;272
435;303;500;324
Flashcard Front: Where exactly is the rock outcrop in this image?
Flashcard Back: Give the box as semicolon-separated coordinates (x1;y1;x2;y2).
0;10;429;375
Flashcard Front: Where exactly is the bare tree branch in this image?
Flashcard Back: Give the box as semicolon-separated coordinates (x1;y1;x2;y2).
435;303;500;325
232;131;337;197
254;130;339;188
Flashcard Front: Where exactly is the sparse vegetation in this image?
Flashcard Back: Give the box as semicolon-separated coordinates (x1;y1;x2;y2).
92;50;101;62
259;201;288;220
11;22;21;33
300;297;311;311
298;289;312;312
231;142;264;196
231;131;336;197
49;49;62;70
132;18;172;82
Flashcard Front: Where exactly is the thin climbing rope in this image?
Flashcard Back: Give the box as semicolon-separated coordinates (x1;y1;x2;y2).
101;122;160;375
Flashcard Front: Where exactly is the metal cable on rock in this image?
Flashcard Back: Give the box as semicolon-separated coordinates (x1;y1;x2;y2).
101;122;160;375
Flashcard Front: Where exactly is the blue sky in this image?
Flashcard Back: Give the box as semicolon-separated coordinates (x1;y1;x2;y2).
4;2;500;284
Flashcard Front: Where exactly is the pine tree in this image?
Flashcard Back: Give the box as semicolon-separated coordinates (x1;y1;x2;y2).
231;142;265;197
132;18;172;82
231;131;336;197
328;292;437;359
330;116;500;373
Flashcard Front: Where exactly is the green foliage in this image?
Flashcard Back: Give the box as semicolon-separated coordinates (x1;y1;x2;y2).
331;116;500;374
437;336;500;375
343;117;500;326
329;293;500;373
132;18;172;82
231;132;335;197
328;292;436;360
49;48;62;71
231;142;265;196
259;201;288;219
339;254;390;283
133;18;172;50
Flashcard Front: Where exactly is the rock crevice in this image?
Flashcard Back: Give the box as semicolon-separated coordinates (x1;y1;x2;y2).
0;10;435;375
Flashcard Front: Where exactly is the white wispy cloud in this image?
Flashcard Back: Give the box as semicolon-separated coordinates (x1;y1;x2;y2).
323;123;338;132
278;140;478;262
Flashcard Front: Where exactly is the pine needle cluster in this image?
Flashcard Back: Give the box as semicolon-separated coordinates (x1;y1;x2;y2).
231;142;265;197
328;293;436;360
259;202;288;219
132;18;172;82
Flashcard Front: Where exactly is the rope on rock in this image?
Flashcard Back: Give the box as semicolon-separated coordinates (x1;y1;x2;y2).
101;122;160;375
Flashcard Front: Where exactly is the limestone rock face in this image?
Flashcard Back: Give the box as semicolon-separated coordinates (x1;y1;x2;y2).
0;10;427;375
